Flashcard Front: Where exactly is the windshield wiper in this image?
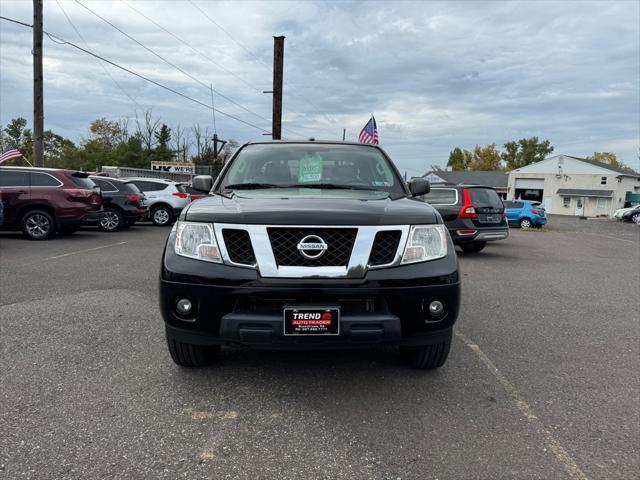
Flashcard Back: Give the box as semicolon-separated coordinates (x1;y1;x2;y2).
285;183;379;191
223;183;284;190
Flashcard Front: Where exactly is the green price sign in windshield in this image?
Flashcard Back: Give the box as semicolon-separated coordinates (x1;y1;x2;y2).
298;154;323;183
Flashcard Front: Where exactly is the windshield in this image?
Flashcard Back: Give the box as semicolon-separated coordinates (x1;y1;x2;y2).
218;143;405;194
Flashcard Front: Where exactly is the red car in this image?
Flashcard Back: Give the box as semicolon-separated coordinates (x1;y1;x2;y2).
0;166;103;240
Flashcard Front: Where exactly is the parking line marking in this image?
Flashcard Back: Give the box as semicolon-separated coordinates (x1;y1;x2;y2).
45;241;128;260
455;331;589;480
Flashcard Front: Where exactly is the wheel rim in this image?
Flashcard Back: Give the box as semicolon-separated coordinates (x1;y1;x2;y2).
521;219;531;228
100;210;120;230
633;214;640;224
25;214;50;238
154;208;170;225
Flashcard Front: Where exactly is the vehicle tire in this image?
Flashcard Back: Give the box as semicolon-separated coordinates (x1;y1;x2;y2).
632;213;640;224
151;205;174;226
166;330;220;367
59;225;79;235
98;207;124;232
460;241;487;253
21;210;56;240
400;331;452;369
519;218;532;229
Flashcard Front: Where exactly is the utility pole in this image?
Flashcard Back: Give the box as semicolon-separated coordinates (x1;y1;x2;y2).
272;36;285;140
33;0;44;167
211;133;226;177
342;128;346;141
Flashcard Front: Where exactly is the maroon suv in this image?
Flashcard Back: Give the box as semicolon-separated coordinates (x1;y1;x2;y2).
0;166;103;240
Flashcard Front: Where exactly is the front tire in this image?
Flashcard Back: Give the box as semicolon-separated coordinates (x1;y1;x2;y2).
21;210;56;240
151;205;174;226
400;331;452;369
98;207;124;232
632;213;640;224
460;241;487;253
166;330;220;367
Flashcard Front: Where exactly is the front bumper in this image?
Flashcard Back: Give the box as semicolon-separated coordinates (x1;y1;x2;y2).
160;232;460;349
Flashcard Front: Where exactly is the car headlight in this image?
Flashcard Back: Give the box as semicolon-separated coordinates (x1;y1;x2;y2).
401;225;447;264
174;221;222;263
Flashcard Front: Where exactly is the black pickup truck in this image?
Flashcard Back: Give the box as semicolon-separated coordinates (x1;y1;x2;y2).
160;141;460;369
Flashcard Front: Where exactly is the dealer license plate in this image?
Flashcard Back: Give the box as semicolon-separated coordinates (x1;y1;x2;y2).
479;214;501;223
283;307;340;336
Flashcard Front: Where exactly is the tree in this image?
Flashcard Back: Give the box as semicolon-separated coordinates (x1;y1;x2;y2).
587;152;629;169
501;137;554;170
447;147;466;171
135;110;160;150
43;130;75;164
88;118;124;149
151;124;173;162
464;144;502;171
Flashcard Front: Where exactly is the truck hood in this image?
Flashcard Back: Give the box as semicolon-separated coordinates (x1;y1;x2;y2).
185;190;439;225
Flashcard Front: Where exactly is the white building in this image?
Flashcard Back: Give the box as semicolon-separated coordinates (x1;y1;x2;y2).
507;155;640;217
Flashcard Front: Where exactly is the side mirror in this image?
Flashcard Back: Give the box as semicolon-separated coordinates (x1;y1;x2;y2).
408;178;430;197
192;175;213;193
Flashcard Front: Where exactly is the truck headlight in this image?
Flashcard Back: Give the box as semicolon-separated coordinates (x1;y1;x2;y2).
401;225;447;264
174;221;222;263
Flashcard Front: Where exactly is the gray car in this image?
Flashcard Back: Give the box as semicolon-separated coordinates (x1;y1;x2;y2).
123;177;191;226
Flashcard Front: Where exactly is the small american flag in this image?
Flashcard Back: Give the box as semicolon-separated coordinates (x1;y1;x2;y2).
0;147;22;164
358;115;379;145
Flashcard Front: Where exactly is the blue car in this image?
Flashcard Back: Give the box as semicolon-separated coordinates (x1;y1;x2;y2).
503;200;547;228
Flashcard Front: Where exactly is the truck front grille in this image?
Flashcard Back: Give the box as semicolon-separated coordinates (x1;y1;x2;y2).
368;230;402;266
267;227;357;267
222;229;256;265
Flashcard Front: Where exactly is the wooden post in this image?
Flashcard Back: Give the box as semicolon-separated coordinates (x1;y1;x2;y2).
272;36;285;140
33;0;44;167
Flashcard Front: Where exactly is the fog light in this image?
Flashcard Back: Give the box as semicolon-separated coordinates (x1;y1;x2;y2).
428;300;444;316
176;298;192;316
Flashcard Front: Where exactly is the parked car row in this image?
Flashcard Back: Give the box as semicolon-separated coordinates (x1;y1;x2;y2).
613;205;640;223
0;166;193;240
419;184;555;253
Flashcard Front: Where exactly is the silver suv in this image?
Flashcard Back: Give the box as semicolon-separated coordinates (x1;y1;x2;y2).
123;178;190;226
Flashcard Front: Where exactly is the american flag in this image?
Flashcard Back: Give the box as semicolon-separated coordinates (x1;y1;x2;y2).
358;115;379;145
0;147;22;164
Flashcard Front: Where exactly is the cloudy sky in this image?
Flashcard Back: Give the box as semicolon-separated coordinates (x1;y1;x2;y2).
1;0;638;175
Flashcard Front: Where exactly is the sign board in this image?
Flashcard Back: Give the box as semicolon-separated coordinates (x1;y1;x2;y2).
151;161;195;174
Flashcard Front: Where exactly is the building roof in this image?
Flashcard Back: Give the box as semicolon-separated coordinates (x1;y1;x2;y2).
559;155;639;177
423;170;508;189
557;188;614;197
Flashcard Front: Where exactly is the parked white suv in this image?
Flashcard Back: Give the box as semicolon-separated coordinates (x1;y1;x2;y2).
123;178;190;226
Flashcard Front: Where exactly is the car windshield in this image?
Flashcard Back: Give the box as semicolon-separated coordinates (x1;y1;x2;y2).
218;143;404;194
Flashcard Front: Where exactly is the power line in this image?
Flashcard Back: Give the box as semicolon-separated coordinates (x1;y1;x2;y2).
122;0;262;95
0;15;270;133
74;0;272;128
55;0;142;110
121;0;307;139
187;0;338;129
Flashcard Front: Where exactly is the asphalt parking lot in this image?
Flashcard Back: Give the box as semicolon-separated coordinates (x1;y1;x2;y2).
1;218;638;480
